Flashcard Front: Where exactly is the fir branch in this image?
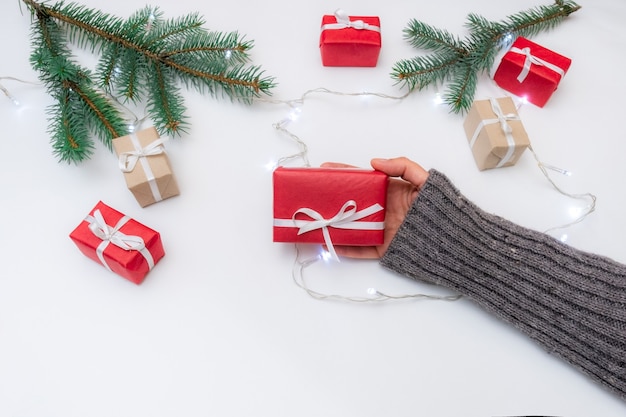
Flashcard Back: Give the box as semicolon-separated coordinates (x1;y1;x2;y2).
392;53;463;91
29;9;127;162
403;20;467;55
444;63;477;112
392;0;581;113
21;0;276;164
146;61;187;134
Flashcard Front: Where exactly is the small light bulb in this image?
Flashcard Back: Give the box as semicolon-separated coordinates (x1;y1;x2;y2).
145;12;156;31
433;92;444;105
224;50;232;60
320;249;333;262
560;234;568;243
367;288;378;296
264;160;277;171
568;206;583;219
289;107;302;121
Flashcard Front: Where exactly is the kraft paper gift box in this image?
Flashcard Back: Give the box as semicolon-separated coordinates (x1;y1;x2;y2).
273;167;388;259
112;127;180;207
319;9;381;67
70;201;165;284
493;36;571;107
463;97;530;171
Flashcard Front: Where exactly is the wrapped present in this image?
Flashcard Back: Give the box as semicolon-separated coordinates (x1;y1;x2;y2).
112;127;180;207
493;37;571;107
463;97;530;171
69;201;165;284
319;9;381;67
273;167;388;259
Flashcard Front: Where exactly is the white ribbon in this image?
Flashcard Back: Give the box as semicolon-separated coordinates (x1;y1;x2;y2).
274;201;384;261
321;9;380;33
509;46;566;83
469;98;520;168
118;133;164;202
85;209;155;272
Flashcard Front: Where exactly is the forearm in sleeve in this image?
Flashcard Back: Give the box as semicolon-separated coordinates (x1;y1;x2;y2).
381;169;626;400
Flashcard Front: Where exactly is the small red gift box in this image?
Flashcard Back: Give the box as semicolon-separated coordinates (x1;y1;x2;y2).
69;201;165;284
319;9;381;67
493;37;571;107
273;167;388;259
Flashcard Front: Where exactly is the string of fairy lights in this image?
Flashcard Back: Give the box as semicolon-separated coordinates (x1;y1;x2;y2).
1;67;597;303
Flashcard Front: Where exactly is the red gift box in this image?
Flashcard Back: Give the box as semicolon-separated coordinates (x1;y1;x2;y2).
273;167;388;258
69;201;165;284
319;9;381;67
493;37;571;107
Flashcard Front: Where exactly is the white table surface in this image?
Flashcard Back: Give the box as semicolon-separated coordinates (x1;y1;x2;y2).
1;0;625;416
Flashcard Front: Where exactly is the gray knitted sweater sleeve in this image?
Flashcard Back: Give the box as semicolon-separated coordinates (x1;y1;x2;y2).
380;169;626;400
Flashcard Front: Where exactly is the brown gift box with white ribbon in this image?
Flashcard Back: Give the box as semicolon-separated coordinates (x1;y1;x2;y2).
112;127;180;207
462;97;530;171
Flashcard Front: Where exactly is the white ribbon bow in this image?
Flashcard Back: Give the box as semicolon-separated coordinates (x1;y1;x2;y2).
86;209;155;272
470;98;520;168
118;133;164;202
275;201;384;261
509;46;566;83
321;9;380;33
118;138;165;173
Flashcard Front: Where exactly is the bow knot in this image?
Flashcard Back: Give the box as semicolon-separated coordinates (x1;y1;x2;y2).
88;210;146;252
118;139;165;173
293;201;384;261
489;98;517;135
335;10;366;30
321;9;381;33
84;209;155;273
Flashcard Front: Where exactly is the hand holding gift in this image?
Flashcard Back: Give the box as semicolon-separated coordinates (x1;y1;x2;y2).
317;157;429;259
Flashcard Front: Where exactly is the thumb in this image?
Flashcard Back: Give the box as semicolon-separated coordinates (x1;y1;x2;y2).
371;157;429;188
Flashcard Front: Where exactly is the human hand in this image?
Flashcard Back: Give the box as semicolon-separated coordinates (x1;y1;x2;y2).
321;157;429;259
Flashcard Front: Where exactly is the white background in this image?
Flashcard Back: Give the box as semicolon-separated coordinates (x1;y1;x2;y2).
1;0;625;416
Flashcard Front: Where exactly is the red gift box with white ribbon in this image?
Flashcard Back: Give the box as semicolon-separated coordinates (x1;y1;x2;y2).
273;167;388;259
69;201;165;284
493;36;571;107
319;9;381;67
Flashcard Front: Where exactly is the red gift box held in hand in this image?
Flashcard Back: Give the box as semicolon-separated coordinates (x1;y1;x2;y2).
493;36;571;107
273;167;388;260
319;9;381;67
69;201;165;284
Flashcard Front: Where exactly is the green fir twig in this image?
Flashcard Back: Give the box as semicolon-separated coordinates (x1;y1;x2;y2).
391;0;581;114
22;0;275;163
